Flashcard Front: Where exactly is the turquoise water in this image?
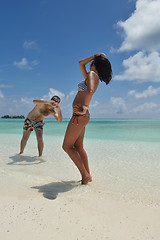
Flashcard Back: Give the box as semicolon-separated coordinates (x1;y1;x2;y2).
0;118;160;143
0;118;160;205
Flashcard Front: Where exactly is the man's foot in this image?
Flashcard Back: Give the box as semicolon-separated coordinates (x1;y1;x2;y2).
19;151;23;155
81;175;92;185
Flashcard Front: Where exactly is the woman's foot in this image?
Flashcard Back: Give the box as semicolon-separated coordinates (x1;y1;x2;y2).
81;175;92;185
88;176;92;182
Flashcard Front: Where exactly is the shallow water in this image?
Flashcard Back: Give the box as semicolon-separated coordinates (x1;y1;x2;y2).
0;118;160;206
1;118;160;142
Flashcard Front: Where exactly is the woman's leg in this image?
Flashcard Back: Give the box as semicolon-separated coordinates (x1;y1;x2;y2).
62;116;91;184
74;127;91;177
20;130;31;154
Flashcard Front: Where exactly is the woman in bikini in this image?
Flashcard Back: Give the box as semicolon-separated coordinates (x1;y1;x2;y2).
63;53;112;184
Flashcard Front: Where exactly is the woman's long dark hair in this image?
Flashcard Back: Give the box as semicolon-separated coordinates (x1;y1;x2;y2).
91;56;112;85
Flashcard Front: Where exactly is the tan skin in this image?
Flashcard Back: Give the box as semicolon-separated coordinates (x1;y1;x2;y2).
20;96;62;157
63;53;106;184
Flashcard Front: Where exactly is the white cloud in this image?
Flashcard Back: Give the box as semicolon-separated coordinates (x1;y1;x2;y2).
133;102;157;113
43;88;65;100
114;51;160;82
0;95;35;117
23;40;38;50
90;100;99;108
128;85;160;98
0;84;12;88
109;46;117;54
0;90;4;98
21;97;34;106
110;97;127;114
118;0;160;51
31;60;39;66
13;58;31;70
13;58;39;70
66;90;76;100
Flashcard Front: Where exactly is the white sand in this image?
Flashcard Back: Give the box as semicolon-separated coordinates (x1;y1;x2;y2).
0;170;160;240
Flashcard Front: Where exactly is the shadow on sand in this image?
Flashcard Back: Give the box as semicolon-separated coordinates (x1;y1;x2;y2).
32;181;80;200
8;154;45;165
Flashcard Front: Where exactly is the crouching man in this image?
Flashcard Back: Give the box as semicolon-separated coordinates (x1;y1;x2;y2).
19;95;62;157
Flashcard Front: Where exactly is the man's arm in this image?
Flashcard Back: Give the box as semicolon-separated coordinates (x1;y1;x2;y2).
33;99;50;105
53;104;62;122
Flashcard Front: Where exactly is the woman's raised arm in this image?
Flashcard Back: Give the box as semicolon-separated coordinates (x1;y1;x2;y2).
79;55;95;79
78;53;106;79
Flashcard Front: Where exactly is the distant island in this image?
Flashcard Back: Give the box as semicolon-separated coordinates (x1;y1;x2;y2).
1;115;25;119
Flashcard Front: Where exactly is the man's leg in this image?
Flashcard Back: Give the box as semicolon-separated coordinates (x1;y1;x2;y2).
35;129;44;157
20;130;31;154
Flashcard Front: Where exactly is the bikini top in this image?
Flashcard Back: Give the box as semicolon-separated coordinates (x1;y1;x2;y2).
78;80;87;92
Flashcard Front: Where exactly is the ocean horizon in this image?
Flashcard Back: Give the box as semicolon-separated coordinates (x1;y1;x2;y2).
0;117;160;142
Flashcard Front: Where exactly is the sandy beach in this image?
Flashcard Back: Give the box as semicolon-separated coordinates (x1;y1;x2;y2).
0;119;160;239
0;169;160;240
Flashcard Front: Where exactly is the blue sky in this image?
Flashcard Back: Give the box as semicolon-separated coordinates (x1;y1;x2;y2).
0;0;160;118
